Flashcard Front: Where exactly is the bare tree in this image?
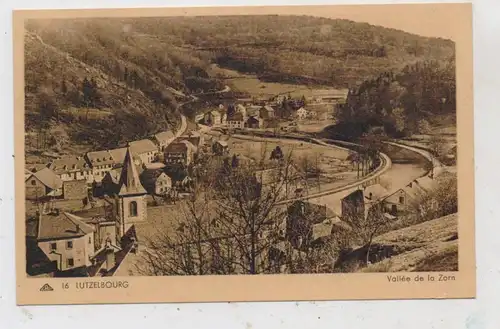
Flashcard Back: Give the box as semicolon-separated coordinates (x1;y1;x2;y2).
428;135;445;159
138;189;221;276
409;174;458;223
213;152;299;274
342;200;387;265
139;150;304;275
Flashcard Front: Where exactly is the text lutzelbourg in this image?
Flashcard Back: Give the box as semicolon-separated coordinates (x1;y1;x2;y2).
387;274;456;283
75;281;129;289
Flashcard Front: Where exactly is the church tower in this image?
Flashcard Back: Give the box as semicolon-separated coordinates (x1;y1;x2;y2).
116;144;147;237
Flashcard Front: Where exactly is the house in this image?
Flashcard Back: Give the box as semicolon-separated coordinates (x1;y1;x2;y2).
226;112;245;129
176;132;203;151
80;216;121;253
260;105;275;119
129;139;158;164
341;189;366;220
246;116;263;129
33;211;96;272
108;147;127;165
212;140;229;155
236;104;247;120
382;175;438;215
307;110;318;119
246;105;261;117
25;163;49;174
285;200;341;249
204;110;222;126
164;140;196;166
48;156;93;182
309;89;349;103
295;107;308;120
25;167;63;200
153;131;176;151
85;150;117;181
140;169;172;195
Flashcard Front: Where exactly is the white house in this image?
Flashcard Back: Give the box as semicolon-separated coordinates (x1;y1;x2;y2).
296;107;308;120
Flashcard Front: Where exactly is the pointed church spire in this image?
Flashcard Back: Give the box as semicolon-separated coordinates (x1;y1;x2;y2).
118;144;146;196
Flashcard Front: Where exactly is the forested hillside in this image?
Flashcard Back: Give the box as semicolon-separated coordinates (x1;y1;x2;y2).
122;15;454;87
24;18;223;153
24;15;455;154
326;59;456;140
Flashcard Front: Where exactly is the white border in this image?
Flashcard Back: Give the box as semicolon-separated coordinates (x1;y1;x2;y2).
1;0;498;328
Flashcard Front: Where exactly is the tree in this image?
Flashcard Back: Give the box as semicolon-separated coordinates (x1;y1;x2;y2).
138;190;222;275
417;119;431;134
226;104;236;118
140;152;304;275
270;145;284;161
231;154;239;168
342;200;387;265
409;174;458;223
428;135;445;159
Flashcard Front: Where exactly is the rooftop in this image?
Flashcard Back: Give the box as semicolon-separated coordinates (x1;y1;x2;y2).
118;147;147;196
37;212;95;241
26;167;63;190
48;156;91;174
130;139;158;154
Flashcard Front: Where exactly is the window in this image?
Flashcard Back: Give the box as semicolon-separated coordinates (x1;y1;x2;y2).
66;241;73;249
50;242;57;251
31;180;36;186
129;201;138;217
67;258;74;268
391;205;397;214
88;237;92;244
399;196;405;204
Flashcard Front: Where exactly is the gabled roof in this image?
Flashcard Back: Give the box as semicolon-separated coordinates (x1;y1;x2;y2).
48;156;91;174
25;163;49;173
37;212;95;241
154;131;175;144
86;150;115;166
363;184;389;202
263;105;274;112
103;168;122;184
108;148;128;164
130;139;158;154
26;167;63;190
288;200;336;225
177;136;201;147
117;146;147;196
215;140;228;147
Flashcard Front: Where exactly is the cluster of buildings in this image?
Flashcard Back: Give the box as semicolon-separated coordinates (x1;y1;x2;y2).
196;100;333;132
26;146;151;277
197;103;276;130
281;170;448;257
24;128;210;202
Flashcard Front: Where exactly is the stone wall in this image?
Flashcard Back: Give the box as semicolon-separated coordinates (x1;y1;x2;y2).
63;179;88;200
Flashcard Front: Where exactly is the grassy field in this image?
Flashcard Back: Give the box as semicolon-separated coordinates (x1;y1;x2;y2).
209;65;346;100
223;133;351;171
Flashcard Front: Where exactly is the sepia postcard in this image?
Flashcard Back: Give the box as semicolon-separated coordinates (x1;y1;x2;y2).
14;3;475;305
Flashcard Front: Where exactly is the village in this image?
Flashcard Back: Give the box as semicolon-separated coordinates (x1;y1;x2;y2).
24;87;455;277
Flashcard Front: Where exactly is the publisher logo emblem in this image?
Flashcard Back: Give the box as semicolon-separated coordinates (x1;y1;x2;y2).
39;283;54;292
